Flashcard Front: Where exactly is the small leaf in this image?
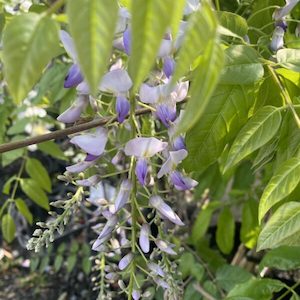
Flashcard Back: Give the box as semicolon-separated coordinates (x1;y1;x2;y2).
224;106;282;172
15;198;33;225
2;213;16;243
129;0;178;90
3;13;59;103
82;257;91;275
259;246;300;272
216;207;235;254
217;11;248;37
257;202;300;251
54;255;64;272
67;254;77;273
38;141;67;161
20;179;49;210
67;0;119;94
26;158;52;192
259;157;300;222
219;45;264;85
277;49;300;73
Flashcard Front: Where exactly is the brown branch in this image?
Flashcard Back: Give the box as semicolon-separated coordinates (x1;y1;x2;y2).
0;108;150;154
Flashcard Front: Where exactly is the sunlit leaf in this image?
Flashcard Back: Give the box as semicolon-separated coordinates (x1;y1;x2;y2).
217;11;248;37
277;49;300;73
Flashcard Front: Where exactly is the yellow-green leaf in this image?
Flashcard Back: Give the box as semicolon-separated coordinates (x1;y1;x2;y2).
2;213;16;243
15;198;33;225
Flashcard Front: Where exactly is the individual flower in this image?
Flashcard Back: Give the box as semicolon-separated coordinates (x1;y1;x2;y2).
70;127;108;156
273;0;299;21
116;95;130;123
123;28;131;55
157;149;188;178
172;136;186;151
132;290;141;300
57;95;88;123
64;64;84;88
135;158;148;186
66;154;99;173
115;7;131;34
76;175;101;187
155;103;177;127
153;277;170;289
118;253;133;270
149;195;184;226
155;239;177;255
139;223;150;253
148;262;165;277
114;179;132;212
170;171;198;191
270;26;285;52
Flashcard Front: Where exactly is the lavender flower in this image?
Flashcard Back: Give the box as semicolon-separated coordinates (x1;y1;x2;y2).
64;64;84;88
172;136;186;151
132;290;141;300
149;195;184;226
114;179;132;212
123;28;131;55
66;154;98;173
76;175;101;187
116;95;130;123
170;171;198;191
155;239;177;255
273;0;299;20
270;26;285;52
163;56;175;78
135;158;148;186
139;224;150;253
70;127;108;156
118;253;133;270
148;262;165;277
156;103;177;127
153;277;170;289
184;0;201;15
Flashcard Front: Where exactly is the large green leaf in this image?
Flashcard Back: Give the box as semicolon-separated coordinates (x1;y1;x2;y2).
129;0;178;91
259;157;300;223
277;49;300;73
257;202;300;251
217;11;248;37
15;198;33;225
67;0;118;95
177;41;224;133
219;45;264;85
20;179;49;210
26;158;52;193
216;207;235;254
3;13;59;104
172;2;218;83
259;246;300;271
2;213;16;243
224;106;282;172
185;85;255;173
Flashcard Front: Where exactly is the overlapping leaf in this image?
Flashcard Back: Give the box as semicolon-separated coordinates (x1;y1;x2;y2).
277;49;300;73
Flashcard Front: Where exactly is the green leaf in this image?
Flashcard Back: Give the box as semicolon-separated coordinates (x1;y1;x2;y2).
67;0;119;95
82;257;91;275
26;158;52;193
219;45;264;85
259;157;300;222
3;176;17;195
2;213;16;243
216;265;253;293
179;253;195;279
224;106;282;172
177;40;224;133
257;202;300;251
2;13;59;103
185;85;255;173
54;255;64;272
277;49;300;73
129;0;177;90
227;278;284;300
15;198;33;225
216;207;235;254
240;200;260;249
38;141;67;161
170;0;185;38
172;2;218;83
20;179;49;210
67;254;77;273
259;246;300;271
217;11;248;37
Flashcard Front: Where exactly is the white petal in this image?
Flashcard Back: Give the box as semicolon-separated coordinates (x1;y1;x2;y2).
59;30;78;61
100;69;132;94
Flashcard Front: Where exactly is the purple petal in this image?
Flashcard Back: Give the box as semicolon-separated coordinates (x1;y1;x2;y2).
116;96;130;123
100;69;132;94
57;95;88;123
85;153;99;162
139;84;161;104
149;196;184;226
275;19;288;31
76;175;101;187
135;158;148;186
132;290;141;300
115;179;132;212
66;160;96;173
118;253;133;270
59;30;77;61
125;137;168;158
148;262;165;277
98;215;118;240
76;81;90;94
155;239;177;255
172;136;186;151
170;171;198;191
92;235;110;251
123;28;131;55
139;224;150;253
70;127;108;156
158;39;172;58
64;64;84;88
163;57;175;78
157;149;188;179
156;103;177;127
270;26;285;52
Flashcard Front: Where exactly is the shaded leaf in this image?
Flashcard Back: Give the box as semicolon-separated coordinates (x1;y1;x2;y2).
38;141;67;161
2;213;16;243
15;198;33;225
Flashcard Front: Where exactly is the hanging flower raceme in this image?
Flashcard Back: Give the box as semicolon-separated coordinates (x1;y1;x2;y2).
114;179;132;212
124;137;168;186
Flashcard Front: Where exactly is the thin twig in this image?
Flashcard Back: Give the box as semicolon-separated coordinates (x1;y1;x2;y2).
0;108;150;154
193;283;217;300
